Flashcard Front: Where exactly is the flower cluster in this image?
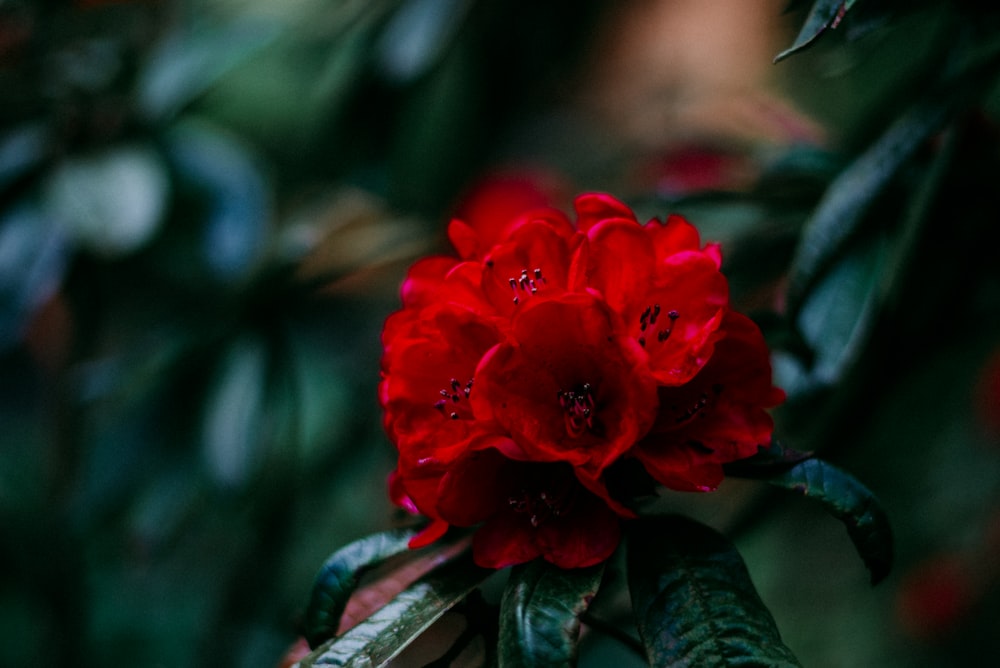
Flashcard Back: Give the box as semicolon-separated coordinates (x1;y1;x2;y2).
380;193;784;569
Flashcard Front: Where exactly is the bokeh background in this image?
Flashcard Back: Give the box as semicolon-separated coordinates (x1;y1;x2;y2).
2;1;1000;666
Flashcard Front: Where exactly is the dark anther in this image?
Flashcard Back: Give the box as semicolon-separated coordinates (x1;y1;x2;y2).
450;412;459;420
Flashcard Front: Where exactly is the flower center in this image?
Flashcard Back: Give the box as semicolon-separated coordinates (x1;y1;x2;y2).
557;382;595;438
508;480;576;528
671;383;724;424
507;267;546;305
434;377;474;420
637;304;679;348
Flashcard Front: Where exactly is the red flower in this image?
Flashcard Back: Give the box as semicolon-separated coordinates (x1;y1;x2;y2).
631;311;786;492
380;191;783;568
437;448;621;569
472;292;657;480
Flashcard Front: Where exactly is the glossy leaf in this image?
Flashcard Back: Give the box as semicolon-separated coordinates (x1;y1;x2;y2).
761;458;893;584
627;516;802;667
498;560;604;668
303;528;418;648
297;551;491;667
723;441;815;479
785;104;949;319
775;0;857;63
792;234;887;394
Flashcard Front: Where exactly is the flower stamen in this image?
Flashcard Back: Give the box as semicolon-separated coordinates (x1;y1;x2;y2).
558;382;595;437
638;306;680;347
508;267;546;304
433;377;474;418
508;480;576;528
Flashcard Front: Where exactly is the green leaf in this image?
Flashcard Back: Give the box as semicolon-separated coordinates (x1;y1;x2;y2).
785;96;949;319
303;528;418;648
723;442;815;479
498;560;604;668
627;516;802;668
297;551;491;667
760;458;893;584
792;234;887;394
775;0;857;63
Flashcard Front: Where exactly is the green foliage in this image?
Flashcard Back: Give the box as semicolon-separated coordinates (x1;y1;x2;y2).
776;0;860;63
767;458;893;584
498;561;604;668
297;552;491;668
627;517;802;667
727;444;893;584
303;528;418;648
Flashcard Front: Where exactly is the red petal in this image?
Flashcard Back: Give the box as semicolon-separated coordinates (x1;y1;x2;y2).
400;256;459;308
480;219;575;317
472;511;542;568
473;293;658;470
409;519;450;549
536;493;622;568
574;192;637;232
437;449;513;526
570;220;657;316
632;444;725;492
447;219;481;260
643;214;702;258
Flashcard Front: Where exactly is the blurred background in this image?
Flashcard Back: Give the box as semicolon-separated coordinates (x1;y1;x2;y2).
2;1;999;666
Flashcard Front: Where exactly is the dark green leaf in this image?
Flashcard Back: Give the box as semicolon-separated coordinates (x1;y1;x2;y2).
498;560;604;668
790;234;888;395
723;441;815;479
303;528;418;648
785;96;949;319
774;0;856;63
627;516;802;667
784;42;1000;319
761;458;893;584
297;551;491;667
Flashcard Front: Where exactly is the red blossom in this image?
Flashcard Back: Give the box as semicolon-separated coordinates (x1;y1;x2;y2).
379;191;783;567
632;310;785;492
437;448;622;569
472;292;657;476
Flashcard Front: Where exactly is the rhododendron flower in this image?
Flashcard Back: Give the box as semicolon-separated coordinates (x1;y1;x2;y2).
380;192;784;569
